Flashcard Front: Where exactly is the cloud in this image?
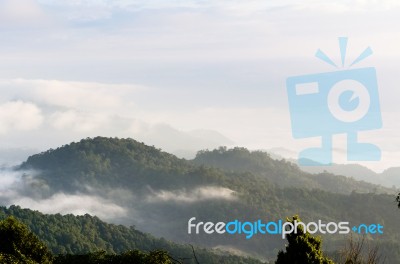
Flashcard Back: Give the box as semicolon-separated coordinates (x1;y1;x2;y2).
0;78;235;156
12;193;127;221
49;110;109;132
36;0;400;17
39;0;205;9
0;79;143;112
0;0;50;29
129;123;234;157
0;169;21;192
0;0;43;19
0;76;396;173
0;101;43;134
0;168;235;226
147;186;237;203
0;165;238;236
0;168;50;204
0;168;127;221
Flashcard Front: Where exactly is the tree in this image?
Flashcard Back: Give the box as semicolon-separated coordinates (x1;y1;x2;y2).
275;216;334;264
336;235;384;264
0;217;53;264
396;193;400;208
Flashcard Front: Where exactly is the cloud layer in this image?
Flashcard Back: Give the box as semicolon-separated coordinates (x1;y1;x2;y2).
0;101;43;134
147;186;237;203
0;1;399;173
0;167;238;227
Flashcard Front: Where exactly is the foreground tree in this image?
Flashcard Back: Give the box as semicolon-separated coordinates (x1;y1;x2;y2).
54;250;175;264
336;235;384;264
396;193;400;209
0;217;53;264
276;216;334;264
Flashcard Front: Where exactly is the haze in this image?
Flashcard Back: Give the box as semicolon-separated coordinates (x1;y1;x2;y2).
0;0;399;172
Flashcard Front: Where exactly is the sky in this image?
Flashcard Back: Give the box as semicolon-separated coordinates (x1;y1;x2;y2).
0;0;400;172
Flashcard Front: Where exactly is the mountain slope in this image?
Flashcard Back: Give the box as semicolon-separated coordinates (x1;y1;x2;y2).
20;137;193;193
298;162;400;189
193;147;394;194
10;137;400;262
0;205;263;264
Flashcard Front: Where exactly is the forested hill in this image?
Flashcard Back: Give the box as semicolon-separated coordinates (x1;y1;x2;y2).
0;205;263;264
21;137;392;195
193;147;393;194
20;137;194;192
11;137;400;262
23;137;190;174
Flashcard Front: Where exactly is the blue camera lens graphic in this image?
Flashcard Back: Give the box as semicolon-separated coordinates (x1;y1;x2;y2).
339;90;359;112
328;79;371;123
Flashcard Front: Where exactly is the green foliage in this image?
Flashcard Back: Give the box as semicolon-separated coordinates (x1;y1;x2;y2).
53;250;174;264
20;137;191;192
12;137;400;262
194;147;393;194
275;216;334;264
0;217;53;264
0;206;264;264
0;216;181;264
0;253;24;264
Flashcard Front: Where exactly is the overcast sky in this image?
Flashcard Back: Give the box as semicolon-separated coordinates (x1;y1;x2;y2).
0;0;399;172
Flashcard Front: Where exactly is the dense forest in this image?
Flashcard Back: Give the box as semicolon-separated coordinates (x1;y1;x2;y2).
0;137;398;262
0;206;263;264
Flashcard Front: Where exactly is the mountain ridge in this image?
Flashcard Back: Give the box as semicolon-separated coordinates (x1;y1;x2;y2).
0;205;263;264
4;137;400;262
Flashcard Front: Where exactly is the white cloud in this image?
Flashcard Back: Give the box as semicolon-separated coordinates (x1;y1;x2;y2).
0;0;43;19
5;79;138;109
0;168;50;204
0;168;127;222
36;0;400;14
39;0;204;9
0;80;233;159
0;169;21;192
0;101;43;134
0;78;235;155
0;79;142;112
0;0;51;29
140;107;293;149
0;0;398;174
12;193;127;220
50;110;108;132
147;186;237;203
129;122;234;157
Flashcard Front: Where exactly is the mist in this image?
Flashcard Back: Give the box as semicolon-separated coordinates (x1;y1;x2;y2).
146;186;237;203
0;166;239;234
0;168;128;222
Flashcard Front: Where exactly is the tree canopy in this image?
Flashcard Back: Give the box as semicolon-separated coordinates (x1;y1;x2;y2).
276;216;334;264
0;216;53;264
